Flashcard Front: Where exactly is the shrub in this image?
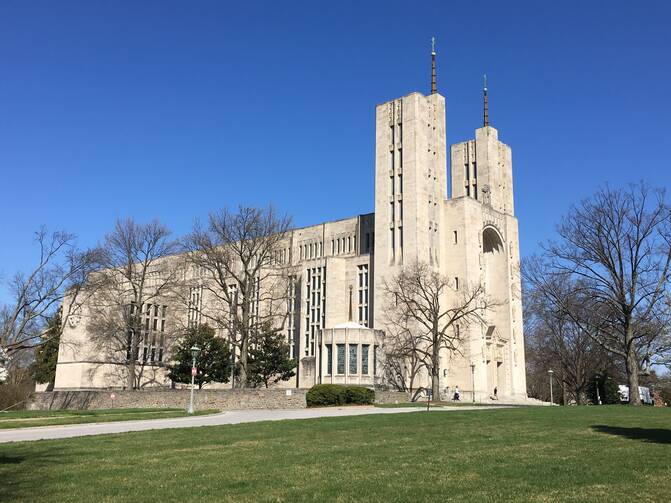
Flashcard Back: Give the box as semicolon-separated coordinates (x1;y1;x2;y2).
306;384;374;407
346;386;375;404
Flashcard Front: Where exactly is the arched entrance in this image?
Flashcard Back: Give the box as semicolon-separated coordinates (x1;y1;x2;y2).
482;226;508;396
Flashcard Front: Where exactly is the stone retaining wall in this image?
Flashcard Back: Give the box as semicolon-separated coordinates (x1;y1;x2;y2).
374;390;411;404
29;388;308;411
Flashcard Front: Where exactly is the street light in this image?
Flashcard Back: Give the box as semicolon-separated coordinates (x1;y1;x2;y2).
470;363;476;403
188;345;201;414
548;369;554;405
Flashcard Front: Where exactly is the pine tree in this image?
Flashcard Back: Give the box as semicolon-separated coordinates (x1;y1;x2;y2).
248;323;297;388
167;324;232;389
32;313;62;386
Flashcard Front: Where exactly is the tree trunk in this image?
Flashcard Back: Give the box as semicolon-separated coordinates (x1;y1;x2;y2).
127;359;135;389
625;338;641;406
238;337;248;388
127;331;136;390
431;336;440;400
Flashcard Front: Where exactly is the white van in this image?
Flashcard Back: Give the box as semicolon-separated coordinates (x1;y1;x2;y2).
618;385;653;405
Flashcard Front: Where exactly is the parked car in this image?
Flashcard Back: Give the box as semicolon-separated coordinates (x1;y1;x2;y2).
618;385;653;405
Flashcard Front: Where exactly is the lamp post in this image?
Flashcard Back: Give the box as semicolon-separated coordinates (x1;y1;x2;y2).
470;363;476;403
548;369;554;405
188;345;201;414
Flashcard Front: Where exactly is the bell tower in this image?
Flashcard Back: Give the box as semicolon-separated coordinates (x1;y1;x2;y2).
372;40;447;328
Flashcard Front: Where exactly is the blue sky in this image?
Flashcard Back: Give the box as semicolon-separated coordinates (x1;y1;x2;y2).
1;0;670;285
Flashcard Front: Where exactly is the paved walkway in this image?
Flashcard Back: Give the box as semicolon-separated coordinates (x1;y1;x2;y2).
0;405;504;443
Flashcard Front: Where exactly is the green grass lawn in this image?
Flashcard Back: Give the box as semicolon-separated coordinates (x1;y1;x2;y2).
1;406;670;502
374;400;510;408
0;408;218;429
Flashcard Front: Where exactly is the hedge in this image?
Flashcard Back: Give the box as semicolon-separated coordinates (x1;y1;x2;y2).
306;384;375;407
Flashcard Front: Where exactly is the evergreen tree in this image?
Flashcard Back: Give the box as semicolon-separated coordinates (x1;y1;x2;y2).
248;323;297;388
587;372;622;404
32;313;62;386
167;324;232;389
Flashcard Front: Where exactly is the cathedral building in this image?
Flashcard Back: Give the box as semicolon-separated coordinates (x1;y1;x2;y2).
54;47;527;401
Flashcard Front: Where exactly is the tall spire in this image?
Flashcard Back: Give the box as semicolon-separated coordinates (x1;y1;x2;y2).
430;37;437;95
483;73;489;127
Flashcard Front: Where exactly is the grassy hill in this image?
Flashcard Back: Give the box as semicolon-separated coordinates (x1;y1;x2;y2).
1;406;669;502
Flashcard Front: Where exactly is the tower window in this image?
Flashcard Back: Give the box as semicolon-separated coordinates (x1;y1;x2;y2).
453;231;458;244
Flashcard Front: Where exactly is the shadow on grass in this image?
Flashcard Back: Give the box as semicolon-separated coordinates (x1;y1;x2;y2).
592;425;671;444
0;454;24;464
0;448;67;501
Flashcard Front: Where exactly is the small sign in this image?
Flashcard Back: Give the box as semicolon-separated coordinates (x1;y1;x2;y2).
285;389;292;396
191;367;197;377
110;393;116;400
426;389;433;397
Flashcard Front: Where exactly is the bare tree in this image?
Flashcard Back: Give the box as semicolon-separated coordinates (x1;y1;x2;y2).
1;229;97;358
86;218;181;389
184;205;293;388
383;322;427;395
384;261;493;399
525;183;671;405
523;273;618;404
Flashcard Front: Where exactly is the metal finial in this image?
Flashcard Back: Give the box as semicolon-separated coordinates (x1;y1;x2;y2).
430;37;437;94
483;73;489;127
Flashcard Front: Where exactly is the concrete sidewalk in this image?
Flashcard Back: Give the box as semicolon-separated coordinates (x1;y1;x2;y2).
0;405;505;443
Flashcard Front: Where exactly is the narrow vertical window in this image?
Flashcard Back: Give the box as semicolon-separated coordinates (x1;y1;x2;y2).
326;344;333;375
455;277;459;290
337;344;345;374
349;344;358;374
357;265;369;327
453;230;458;244
362;344;369;374
374;345;379;375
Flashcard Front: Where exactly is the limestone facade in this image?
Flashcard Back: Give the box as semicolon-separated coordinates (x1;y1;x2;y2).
54;85;527;400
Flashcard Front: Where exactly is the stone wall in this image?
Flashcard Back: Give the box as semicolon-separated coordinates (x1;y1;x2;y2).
29;388;308;411
374;390;411;404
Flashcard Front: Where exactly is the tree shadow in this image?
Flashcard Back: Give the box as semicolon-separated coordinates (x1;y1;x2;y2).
0;454;24;464
0;448;67;501
592;425;671;444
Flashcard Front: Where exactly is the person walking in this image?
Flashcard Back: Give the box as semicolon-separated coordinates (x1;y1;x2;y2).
453;386;461;401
